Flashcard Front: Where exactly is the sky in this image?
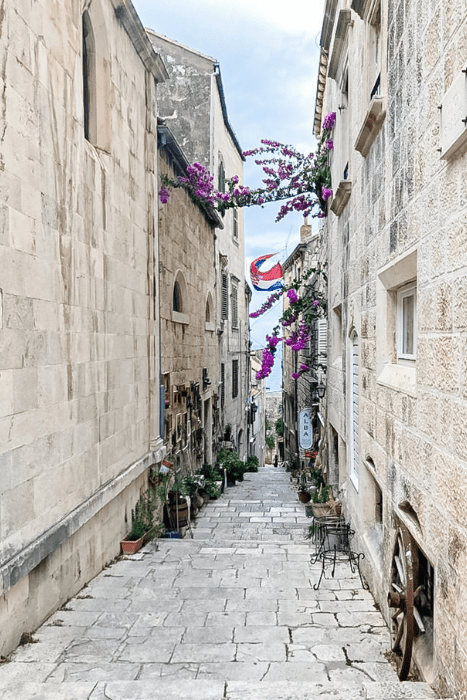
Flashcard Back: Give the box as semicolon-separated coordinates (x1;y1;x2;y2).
132;0;326;390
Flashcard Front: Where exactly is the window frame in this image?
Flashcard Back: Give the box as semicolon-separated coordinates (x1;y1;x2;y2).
231;278;239;329
232;359;239;399
396;283;417;361
221;271;228;320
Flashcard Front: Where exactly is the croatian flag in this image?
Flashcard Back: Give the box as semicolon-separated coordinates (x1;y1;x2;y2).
250;254;283;292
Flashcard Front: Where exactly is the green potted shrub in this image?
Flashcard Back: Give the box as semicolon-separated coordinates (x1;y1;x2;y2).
121;488;162;554
245;455;259;472
217;449;245;485
297;471;311;503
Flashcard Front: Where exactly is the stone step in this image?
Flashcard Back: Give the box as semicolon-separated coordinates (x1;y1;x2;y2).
0;679;443;700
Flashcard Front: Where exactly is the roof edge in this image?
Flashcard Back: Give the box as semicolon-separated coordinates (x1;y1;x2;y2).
113;1;168;82
158;123;224;229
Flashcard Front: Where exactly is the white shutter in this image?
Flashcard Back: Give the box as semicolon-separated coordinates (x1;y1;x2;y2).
350;334;360;486
318;319;328;359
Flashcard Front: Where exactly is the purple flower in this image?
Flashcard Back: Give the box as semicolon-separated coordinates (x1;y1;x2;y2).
231;175;239;184
159;186;171;204
299;363;309;372
313;300;320;307
291;372;300;380
322;111;336;130
325;139;334;150
322;186;333;201
287;289;298;305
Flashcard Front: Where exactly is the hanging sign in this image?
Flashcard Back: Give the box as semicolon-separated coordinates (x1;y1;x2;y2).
299;408;313;449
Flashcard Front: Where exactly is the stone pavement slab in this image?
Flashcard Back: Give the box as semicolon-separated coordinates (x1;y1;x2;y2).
0;466;440;700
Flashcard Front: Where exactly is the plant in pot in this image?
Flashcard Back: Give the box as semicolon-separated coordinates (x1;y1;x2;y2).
245;455;259;473
121;488;162;554
297;470;311;504
217;449;245;485
166;472;190;531
183;474;204;516
204;478;222;500
310;484;341;518
200;463;224;498
223;424;232;441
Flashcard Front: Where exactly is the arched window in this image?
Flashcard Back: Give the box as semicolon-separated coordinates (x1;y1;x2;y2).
82;11;96;142
173;281;182;312
81;1;110;151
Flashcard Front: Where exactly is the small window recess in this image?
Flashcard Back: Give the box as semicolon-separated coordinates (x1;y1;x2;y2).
396;283;417;362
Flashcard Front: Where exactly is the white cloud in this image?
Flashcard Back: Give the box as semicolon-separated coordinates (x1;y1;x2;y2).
197;0;325;35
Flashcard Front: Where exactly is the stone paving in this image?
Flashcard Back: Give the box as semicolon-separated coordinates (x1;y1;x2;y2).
0;466;441;699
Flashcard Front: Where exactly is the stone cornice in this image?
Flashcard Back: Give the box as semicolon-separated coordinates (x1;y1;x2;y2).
113;1;169;83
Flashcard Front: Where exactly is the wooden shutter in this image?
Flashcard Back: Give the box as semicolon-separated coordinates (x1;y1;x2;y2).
221;272;228;319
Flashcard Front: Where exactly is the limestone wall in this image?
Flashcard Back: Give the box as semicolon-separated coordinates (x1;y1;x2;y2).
0;0;163;654
158;150;219;470
320;1;467;695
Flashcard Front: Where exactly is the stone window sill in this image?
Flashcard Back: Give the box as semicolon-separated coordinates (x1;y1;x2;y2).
172;311;189;325
205;321;215;332
330;180;352;216
355;96;386;157
377;363;416;397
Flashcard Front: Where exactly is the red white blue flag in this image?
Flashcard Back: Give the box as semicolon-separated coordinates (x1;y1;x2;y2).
250;254;283;292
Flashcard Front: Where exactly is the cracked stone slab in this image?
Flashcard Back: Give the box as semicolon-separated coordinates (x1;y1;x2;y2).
171;642;236;663
88;680;226;699
46;661;140;682
196;662;269;681
0;683;97;700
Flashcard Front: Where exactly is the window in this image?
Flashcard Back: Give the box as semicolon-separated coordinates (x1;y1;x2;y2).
232;359;239;399
173;281;182;312
81;1;110;151
82;11;96;142
218;159;225;193
397;284;416;360
221;363;225;408
231;279;238;328
233;208;238;240
221;271;228;320
376;248;417;393
349;331;360;489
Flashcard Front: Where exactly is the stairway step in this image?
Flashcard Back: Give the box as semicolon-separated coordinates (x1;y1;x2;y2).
0;679;442;700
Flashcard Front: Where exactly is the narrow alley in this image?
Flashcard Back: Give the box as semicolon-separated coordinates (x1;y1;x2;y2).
0;466;439;700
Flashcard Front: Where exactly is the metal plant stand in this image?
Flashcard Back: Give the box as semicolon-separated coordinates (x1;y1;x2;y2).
311;518;368;590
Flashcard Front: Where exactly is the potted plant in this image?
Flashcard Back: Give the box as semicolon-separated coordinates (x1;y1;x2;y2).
166;472;190;530
183;474;204;517
216;449;245;485
297;471;311;504
121;489;160;554
203;479;222;500
311;485;341;518
245;455;259;472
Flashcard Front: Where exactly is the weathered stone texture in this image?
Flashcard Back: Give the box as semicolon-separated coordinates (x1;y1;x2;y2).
320;0;467;694
0;0;164;656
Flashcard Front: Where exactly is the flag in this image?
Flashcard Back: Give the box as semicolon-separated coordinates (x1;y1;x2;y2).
250;254;283;292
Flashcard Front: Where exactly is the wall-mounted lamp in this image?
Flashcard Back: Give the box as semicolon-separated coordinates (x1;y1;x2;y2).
317;382;326;399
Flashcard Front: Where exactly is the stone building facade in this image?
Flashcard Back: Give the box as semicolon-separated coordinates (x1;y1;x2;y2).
249;351;267;466
157;124;223;472
316;0;467;695
146;31;250;460
282;220;324;470
0;0;167;656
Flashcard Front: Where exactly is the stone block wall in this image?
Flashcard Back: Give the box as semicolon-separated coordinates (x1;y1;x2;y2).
0;0;163;655
320;0;467;695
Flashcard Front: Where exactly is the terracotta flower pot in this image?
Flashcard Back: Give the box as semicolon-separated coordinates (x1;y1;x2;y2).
298;491;312;504
121;535;145;554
